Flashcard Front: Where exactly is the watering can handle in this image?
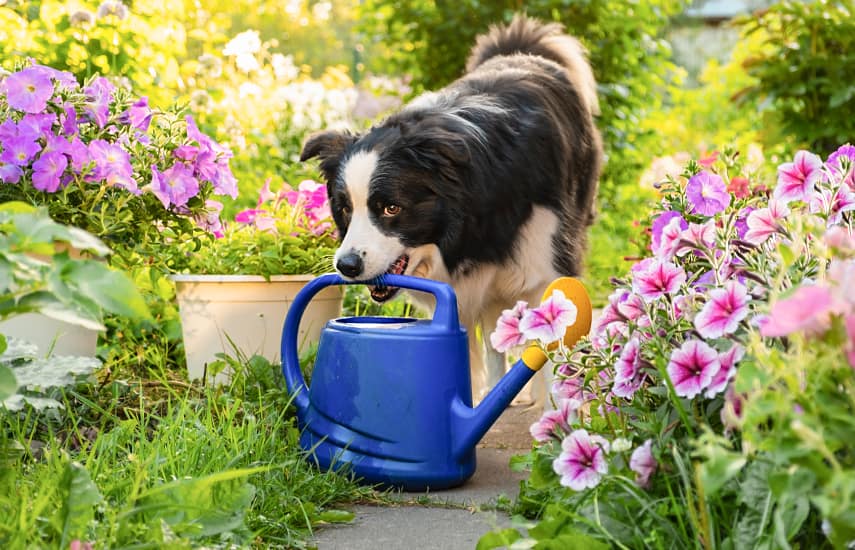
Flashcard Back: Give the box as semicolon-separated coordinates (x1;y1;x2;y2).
280;273;460;414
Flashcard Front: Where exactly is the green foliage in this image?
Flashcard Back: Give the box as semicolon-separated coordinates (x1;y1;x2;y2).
0;356;371;547
356;0;688;194
0;1;188;107
737;0;855;154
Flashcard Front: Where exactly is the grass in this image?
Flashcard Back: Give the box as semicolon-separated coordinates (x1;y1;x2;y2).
0;353;377;549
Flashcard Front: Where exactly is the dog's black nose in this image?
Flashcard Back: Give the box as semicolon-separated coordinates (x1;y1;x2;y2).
336;252;364;278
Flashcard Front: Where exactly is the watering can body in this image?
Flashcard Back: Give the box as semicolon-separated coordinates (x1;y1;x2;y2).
280;273;537;490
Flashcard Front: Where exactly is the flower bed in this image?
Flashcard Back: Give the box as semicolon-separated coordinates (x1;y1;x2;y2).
483;145;855;548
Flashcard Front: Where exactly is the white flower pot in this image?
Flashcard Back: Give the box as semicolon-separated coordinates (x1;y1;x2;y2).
170;274;343;385
0;313;99;357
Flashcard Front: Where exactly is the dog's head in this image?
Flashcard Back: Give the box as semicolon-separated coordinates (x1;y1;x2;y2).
300;120;472;301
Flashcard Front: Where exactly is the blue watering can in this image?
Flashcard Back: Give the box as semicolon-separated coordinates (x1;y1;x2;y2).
281;273;592;490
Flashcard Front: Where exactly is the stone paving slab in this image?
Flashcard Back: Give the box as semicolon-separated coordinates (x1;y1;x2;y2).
311;404;541;549
311;505;512;550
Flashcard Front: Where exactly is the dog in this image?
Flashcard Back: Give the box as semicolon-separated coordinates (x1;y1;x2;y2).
300;15;602;404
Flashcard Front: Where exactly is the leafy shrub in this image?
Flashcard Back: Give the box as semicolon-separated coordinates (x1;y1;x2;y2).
0;201;150;410
482;144;855;547
0;62;234;265
738;0;855;153
166;178;337;277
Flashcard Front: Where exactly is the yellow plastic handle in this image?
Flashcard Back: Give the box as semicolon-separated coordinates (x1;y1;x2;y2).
521;277;593;371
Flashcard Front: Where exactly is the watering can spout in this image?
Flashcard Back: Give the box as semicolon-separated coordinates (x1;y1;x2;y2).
451;278;593;460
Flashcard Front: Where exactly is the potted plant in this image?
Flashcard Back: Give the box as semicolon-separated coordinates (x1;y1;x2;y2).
0;62;233;355
167;178;343;384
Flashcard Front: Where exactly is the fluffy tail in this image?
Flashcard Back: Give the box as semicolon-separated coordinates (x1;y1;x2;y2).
466;14;599;116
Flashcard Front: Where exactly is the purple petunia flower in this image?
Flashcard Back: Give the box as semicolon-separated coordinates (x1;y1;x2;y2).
150;163;200;208
489;300;529;353
31;151;69;193
192;199;225;238
519;289;578;345
529;398;581;442
61;103;79;136
774;150;823;203
632;260;687;302
122;96;153;131
629;439;657;488
2;67;55;113
552;429;610;491
88;139;137;192
705;343;744;398
29;64;79;91
666;339;721;399
0;135;42;166
694;280;750;338
0;162;23;184
686;171;731;216
83;77;116;128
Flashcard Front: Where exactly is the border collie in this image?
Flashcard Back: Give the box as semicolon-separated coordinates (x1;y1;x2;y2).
300;15;602;401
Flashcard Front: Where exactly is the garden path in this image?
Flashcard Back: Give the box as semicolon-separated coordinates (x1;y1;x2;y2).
310;403;541;550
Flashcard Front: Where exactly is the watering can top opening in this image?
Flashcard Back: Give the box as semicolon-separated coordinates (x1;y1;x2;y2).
330;316;429;333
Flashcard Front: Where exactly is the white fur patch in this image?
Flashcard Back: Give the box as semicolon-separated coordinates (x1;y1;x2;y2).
336;150;406;279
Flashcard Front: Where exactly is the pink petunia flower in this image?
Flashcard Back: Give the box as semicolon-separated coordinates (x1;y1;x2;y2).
759;284;837;338
826;144;855;190
676;220;716;257
616;293;646;321
686;171;731;216
774;150;823;203
632;260;687;302
489;300;529;352
519;290;578;345
809;185;855;226
656;216;686;259
744;199;791;245
705;343;745;398
529;398;581;442
612;337;644;399
666;339;721;399
651;211;687;255
552;374;595;403
694;281;750;338
552;429;610;491
629;439;657;488
257;178;276;206
824;226;855;253
828;259;855;312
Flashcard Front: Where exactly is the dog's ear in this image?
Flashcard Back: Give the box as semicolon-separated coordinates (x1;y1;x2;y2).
300;130;358;179
400;127;472;177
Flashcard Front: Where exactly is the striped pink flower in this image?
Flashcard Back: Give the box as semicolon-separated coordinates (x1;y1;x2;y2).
632;260;687;302
744;199;790;245
694;281;750;338
705;343;745;398
553;429;610;491
519;290;578;345
489;300;529;352
666;339;721;399
774;150;823;203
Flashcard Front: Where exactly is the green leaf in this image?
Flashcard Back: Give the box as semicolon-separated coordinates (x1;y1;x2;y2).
59;461;104;546
63;261;152;321
0;363;17;402
316;509;356;524
477;528;522;550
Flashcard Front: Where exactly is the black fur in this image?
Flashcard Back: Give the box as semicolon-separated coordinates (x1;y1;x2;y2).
302;14;602;279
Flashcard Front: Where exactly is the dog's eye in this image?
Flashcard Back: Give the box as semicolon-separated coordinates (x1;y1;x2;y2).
382;204;401;217
341;206;351;219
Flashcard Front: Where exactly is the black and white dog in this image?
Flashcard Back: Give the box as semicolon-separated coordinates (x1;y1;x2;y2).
301;15;602;401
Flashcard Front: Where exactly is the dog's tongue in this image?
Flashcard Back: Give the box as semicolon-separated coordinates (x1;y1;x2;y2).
369;254;409;302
